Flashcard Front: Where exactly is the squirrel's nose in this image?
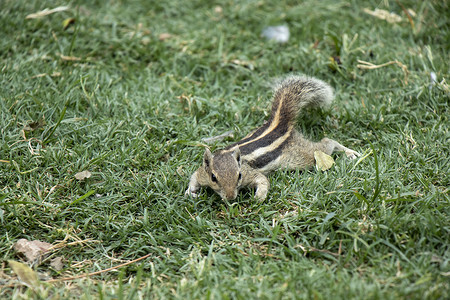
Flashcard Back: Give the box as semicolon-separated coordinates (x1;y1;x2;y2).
224;191;237;201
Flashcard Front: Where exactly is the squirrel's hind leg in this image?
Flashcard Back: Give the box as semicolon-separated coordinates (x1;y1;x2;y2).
318;138;360;159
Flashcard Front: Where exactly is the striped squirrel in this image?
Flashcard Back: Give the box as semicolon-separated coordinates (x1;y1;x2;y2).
185;75;360;201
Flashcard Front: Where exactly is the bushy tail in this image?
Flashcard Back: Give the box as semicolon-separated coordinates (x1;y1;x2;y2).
228;75;334;156
269;75;334;128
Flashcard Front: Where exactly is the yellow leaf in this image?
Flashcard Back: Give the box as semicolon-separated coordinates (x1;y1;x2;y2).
8;260;40;287
314;151;335;171
63;18;76;30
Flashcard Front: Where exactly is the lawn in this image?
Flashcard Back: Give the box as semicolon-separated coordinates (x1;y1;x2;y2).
0;0;448;299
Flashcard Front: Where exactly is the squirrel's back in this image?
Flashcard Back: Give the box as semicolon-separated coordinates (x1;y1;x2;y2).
225;75;334;171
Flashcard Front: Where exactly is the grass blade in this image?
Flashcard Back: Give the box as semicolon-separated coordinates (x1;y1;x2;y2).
68;190;95;206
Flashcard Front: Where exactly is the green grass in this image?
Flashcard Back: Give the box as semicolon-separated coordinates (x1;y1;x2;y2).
0;0;449;298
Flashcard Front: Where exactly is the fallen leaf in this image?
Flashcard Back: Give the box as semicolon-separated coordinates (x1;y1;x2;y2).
314;151;335;171
75;170;92;180
23;119;46;132
8;260;40;287
50;256;65;271
25;6;70;19
14;239;52;263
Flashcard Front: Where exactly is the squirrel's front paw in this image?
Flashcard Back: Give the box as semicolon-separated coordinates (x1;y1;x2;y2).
345;149;360;160
185;188;199;198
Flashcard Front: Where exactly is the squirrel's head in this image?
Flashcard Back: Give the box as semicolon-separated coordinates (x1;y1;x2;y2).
202;147;242;201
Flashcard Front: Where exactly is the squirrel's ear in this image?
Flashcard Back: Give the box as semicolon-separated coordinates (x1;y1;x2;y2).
232;146;241;166
203;148;213;170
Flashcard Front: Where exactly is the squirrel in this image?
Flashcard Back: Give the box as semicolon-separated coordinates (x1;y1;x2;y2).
185;75;360;201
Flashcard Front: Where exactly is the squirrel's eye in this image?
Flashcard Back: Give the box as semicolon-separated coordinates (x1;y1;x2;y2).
211;173;217;183
238;173;242;180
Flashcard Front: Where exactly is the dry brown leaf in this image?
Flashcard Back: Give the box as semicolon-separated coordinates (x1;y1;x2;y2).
14;239;52;263
25;6;70;19
50;256;65;271
8;260;40;287
75;170;91;180
314;151;335;171
23;119;46;132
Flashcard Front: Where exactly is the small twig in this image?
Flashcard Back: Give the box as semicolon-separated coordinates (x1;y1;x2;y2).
202;130;234;144
357;60;409;85
357;60;398;70
48;239;99;252
0;253;152;288
395;0;415;31
45;253;152;283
